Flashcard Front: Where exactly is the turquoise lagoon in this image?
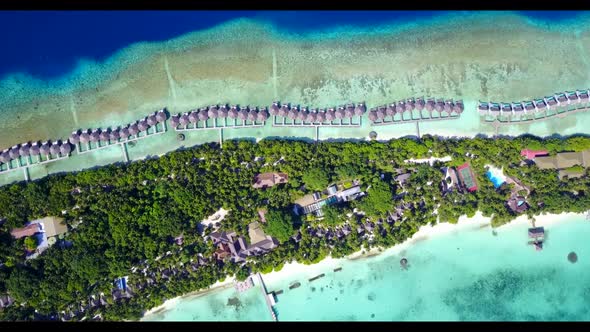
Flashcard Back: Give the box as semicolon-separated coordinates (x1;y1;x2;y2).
143;214;590;321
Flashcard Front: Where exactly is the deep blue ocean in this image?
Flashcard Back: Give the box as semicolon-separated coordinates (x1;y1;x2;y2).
0;10;583;81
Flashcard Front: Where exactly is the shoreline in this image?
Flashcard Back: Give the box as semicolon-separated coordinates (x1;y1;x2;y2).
140;210;587;320
140;276;236;320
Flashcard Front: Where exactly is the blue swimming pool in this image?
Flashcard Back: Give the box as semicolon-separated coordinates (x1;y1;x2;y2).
486;170;506;188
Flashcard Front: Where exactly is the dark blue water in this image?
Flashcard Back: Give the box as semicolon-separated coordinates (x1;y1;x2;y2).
0;11;582;81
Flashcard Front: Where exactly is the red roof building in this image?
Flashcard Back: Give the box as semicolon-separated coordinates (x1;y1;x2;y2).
520;149;549;160
10;223;41;239
457;162;478;192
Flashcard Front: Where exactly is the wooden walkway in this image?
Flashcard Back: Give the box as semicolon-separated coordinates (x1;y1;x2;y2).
255;273;278;322
485;106;590;127
370;115;460;126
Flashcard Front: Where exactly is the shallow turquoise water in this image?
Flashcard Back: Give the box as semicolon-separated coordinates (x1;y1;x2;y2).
144;215;590;321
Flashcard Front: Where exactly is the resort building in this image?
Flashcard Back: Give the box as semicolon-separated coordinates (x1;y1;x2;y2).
0;295;14;309
456;162;478;192
208;228;277;264
507;196;529;214
10;216;68;258
520;149;549;160
297;185;363;217
533;149;590;179
252;172;288;189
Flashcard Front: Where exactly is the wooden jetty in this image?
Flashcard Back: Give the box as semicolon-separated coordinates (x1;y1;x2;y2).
255;273;278;322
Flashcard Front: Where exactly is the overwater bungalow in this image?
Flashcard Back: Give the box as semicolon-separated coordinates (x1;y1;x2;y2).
49;142;61;156
435;99;445;113
345;104;355;118
19;143;30;159
523;101;535;112
198;110;209;122
544;96;558;108
443;100;453;114
307;111;317;123
138;119;149;132
147;114;158;126
477;101;490;116
287;106;298;120
99;130;111;143
0;150;10;164
60;143;71;155
335;107;345;120
297;107;307;121
355;102;366;115
512;102;524;113
566;91;580;104
156;110;167;123
325;108;336;121
556;93;568;105
425;98;435;114
533;99;547;111
179;114;189;128
129;123;139;136
406;98;416;111
248;108;258;122
270;102;280;116
258;108;269;122
110;129;120;141
278;105;288;118
453;100;464;114
386;103;396;117
40;142;51;157
416;97;425;111
69;132;80;145
90;130;101;143
501;102;512;116
228;106;239;119
30;143;40;158
368;110;378;122
489;103;501;116
120;127;130;139
239;108;249;121
376;106;386;120
218;105;229;118
208;106;219;119
80;131;90;145
188;111;199;124
578;90;589;103
170;115;180;128
396;101;405;114
315;110;326;123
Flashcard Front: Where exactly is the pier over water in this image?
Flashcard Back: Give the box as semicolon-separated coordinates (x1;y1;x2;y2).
255;273;278;322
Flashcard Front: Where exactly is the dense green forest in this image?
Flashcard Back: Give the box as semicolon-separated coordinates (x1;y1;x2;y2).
1;134;590;321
